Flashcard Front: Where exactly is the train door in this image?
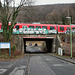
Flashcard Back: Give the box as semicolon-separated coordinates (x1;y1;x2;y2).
15;25;19;30
72;25;75;34
58;25;66;33
50;25;56;30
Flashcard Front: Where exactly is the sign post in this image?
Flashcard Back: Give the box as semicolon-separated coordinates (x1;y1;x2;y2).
66;17;72;59
0;42;11;56
70;17;72;59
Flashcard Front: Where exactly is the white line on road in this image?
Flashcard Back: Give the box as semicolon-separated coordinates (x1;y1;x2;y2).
53;64;62;66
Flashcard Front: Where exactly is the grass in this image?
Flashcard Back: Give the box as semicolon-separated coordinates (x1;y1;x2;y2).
0;50;24;61
50;53;75;59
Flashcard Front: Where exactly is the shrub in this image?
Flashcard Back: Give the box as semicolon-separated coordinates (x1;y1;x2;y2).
12;45;16;53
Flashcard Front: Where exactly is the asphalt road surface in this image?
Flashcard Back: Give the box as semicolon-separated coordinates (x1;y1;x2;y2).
26;46;44;53
1;47;75;75
28;54;75;75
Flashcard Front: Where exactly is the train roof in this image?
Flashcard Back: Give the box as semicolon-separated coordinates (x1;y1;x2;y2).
16;23;56;26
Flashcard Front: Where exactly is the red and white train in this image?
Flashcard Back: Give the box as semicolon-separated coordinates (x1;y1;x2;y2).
0;23;75;34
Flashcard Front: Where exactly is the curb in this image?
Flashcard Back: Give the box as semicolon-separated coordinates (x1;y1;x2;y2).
49;54;75;64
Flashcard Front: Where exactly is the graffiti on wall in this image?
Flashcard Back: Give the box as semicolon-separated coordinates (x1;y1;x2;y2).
13;26;57;34
65;29;75;34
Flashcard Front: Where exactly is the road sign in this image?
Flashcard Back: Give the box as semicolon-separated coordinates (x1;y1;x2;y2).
0;42;11;56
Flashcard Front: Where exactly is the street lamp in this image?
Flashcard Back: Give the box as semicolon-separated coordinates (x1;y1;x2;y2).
66;17;72;59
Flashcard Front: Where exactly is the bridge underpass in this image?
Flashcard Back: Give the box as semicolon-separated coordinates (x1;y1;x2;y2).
23;37;54;53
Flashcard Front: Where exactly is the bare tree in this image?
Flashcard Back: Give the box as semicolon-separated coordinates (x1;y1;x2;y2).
46;9;60;24
16;5;35;22
0;0;33;42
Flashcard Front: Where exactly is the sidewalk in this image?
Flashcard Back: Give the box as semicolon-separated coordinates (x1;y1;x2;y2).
49;53;75;64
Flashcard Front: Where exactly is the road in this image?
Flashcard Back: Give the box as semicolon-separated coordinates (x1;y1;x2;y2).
0;47;75;75
27;54;75;75
26;46;44;53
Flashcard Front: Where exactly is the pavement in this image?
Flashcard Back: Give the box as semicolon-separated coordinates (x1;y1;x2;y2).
26;46;45;53
0;44;75;75
50;53;75;64
0;53;75;75
0;55;29;75
28;54;56;75
27;54;75;75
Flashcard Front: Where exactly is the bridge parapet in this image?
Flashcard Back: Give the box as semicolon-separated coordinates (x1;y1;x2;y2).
12;34;56;38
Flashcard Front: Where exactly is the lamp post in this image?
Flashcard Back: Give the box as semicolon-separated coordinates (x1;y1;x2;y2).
66;17;72;59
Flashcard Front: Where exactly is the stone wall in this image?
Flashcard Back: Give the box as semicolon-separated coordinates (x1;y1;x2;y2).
0;34;24;54
10;35;24;54
60;34;75;57
63;43;75;57
26;41;45;46
60;34;75;44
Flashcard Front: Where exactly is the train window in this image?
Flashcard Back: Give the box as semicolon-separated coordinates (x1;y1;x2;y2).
22;26;27;28
72;27;75;30
50;26;55;30
60;27;64;31
36;26;41;28
67;27;70;30
42;26;47;29
29;26;34;28
1;25;2;29
15;25;19;30
8;25;11;29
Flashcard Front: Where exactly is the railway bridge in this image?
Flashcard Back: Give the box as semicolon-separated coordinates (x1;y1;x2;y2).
8;34;56;54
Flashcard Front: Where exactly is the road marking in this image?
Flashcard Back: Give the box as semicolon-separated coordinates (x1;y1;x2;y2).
53;64;62;66
0;69;7;74
46;59;50;61
9;66;26;75
14;70;25;75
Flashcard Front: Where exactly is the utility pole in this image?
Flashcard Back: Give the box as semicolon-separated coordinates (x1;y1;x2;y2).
66;17;72;59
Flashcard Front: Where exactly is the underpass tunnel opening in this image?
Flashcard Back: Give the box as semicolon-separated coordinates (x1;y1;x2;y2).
23;38;54;53
34;43;37;46
25;41;47;53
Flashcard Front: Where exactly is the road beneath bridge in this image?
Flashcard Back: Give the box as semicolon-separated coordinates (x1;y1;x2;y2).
1;47;75;75
23;37;54;53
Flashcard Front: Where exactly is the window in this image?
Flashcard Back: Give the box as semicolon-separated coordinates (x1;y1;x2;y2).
60;27;64;31
72;27;75;30
15;25;19;30
8;25;11;29
22;26;27;28
29;26;34;28
50;26;55;30
36;26;41;28
42;26;47;29
67;27;70;30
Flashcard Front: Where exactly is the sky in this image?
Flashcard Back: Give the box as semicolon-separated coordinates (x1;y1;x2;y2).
1;0;75;6
35;0;75;5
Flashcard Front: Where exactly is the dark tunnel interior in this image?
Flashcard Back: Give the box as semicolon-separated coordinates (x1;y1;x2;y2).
23;38;54;53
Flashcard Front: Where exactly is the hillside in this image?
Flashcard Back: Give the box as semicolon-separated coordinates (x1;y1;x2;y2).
16;3;75;24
